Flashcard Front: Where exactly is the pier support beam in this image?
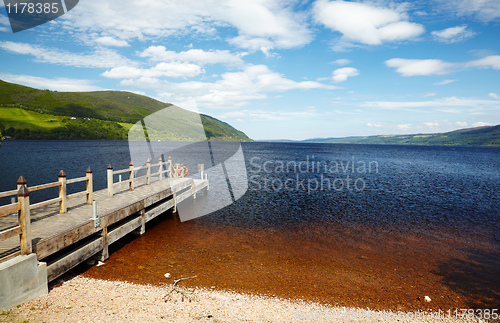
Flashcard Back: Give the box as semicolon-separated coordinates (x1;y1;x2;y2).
92;227;109;262
133;209;146;236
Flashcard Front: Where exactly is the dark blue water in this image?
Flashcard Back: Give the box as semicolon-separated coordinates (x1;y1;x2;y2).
229;143;500;231
1;141;499;238
0;140;132;205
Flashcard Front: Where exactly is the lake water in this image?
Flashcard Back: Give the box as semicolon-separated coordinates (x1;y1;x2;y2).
1;140;499;310
2;140;499;230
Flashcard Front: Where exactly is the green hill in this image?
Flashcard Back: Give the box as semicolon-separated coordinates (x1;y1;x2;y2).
302;125;500;147
0;80;252;141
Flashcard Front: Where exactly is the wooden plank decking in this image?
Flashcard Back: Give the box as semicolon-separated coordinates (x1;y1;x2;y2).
0;176;208;264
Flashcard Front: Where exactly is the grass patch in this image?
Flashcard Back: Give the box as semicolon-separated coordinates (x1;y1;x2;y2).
0;108;64;130
117;122;134;132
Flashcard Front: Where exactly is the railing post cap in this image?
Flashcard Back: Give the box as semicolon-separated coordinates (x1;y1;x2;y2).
107;164;113;170
86;167;93;173
129;161;134;167
17;175;27;185
17;186;29;197
58;170;66;178
146;158;150;163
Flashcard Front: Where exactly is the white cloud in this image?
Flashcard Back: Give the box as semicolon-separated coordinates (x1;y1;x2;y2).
489;93;499;99
0;41;136;68
102;62;204;79
139;46;247;66
437;0;500;21
119;64;337;109
220;1;312;52
423;92;437;97
219;107;321;121
366;122;383;127
414;11;428;16
94;36;129;47
466;55;500;69
332;67;359;83
435;79;457;85
397;123;412;130
386;55;500;78
0;14;9;26
0;73;104;92
228;36;276;55
473;121;492;127
312;0;424;48
332;59;351;65
385;120;479;134
431;25;476;43
363;96;500;109
59;0;312;53
102;66;144;79
385;58;455;76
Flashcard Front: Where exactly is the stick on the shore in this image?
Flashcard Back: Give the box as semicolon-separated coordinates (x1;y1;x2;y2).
164;275;198;302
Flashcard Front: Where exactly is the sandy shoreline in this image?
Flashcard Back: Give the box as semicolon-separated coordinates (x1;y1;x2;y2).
1;276;481;323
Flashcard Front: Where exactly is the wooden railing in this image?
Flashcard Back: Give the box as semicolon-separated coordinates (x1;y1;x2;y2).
0;168;93;255
106;156;189;197
0;157;206;258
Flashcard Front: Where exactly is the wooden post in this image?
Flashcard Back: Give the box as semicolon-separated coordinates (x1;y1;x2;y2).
17;175;27;190
58;170;67;214
146;159;151;185
167;156;172;178
192;179;196;199
107;164;113;197
158;157;163;181
174;163;180;178
198;164;204;180
17;186;32;255
129;161;134;191
86;167;93;205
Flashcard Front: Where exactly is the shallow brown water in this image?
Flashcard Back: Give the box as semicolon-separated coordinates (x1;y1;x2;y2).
82;211;500;312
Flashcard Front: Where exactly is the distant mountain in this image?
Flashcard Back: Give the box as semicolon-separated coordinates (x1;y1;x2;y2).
0;80;251;141
300;125;500;147
257;139;295;142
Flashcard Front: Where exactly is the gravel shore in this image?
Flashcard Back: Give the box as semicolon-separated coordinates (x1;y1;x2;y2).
1;276;481;323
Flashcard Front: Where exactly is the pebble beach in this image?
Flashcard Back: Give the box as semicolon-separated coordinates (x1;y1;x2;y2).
0;276;482;323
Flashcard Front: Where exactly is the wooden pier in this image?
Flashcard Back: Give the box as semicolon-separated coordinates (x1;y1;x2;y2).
0;157;208;282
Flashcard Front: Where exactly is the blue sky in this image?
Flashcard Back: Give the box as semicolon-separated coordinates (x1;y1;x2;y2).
0;0;499;140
